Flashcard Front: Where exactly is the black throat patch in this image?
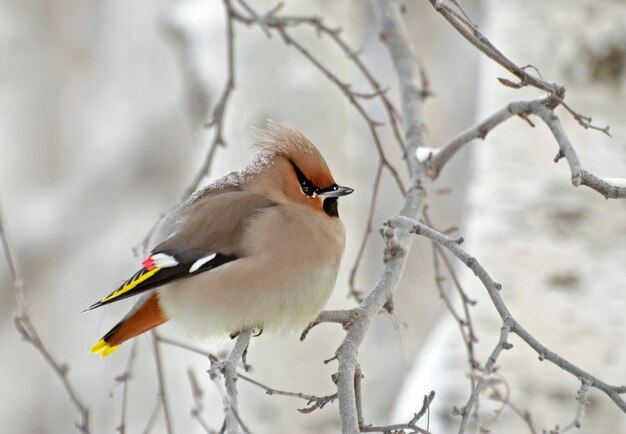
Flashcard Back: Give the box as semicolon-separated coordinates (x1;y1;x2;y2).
323;197;339;217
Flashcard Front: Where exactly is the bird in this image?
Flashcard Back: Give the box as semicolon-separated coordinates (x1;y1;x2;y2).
87;121;353;357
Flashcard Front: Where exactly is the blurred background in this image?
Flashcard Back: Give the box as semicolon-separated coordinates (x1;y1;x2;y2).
1;0;625;433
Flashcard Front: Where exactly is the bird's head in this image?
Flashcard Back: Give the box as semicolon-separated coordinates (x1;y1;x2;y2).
250;121;353;217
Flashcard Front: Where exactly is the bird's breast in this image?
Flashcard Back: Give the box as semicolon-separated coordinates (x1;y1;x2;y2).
158;205;346;337
243;204;346;266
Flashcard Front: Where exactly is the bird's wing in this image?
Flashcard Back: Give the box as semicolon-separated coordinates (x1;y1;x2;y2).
86;190;275;310
145;174;244;251
85;251;237;310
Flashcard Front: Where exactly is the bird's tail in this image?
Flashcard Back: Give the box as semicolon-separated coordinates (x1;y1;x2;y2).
90;293;167;357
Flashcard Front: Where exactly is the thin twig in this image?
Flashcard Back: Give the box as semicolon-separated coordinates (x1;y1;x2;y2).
428;0;610;135
423;208;478;380
387;216;626;432
261;9;412;153
431;242;477;389
430;0;559;94
531;104;625;198
136;0;239;255
237;372;337;413
188;368;217;434
426;98;626;199
360;391;435;434
116;341;137;434
1;204;91;434
560;379;591;432
454;321;512;433
158;335;217;359
486;376;538;434
184;0;237;198
435;246;478;356
150;330;173;434
230;0;407;195
348;162;383;300
143;399;162;434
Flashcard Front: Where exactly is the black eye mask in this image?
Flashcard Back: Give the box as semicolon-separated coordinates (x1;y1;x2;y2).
291;161;319;197
289;160;352;218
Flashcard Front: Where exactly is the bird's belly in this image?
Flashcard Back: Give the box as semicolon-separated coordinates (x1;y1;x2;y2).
157;259;339;338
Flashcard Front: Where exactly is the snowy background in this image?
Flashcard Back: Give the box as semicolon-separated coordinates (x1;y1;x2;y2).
1;0;625;433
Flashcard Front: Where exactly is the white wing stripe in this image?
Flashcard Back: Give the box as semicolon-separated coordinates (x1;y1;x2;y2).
189;253;217;273
151;253;179;268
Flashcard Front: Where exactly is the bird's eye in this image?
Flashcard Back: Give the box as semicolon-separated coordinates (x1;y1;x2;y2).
291;161;318;197
301;184;315;196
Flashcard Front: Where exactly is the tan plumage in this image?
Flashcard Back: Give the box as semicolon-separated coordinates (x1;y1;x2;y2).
88;121;353;356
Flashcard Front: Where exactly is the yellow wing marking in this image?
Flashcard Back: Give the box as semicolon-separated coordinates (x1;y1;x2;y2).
100;267;161;303
89;339;120;358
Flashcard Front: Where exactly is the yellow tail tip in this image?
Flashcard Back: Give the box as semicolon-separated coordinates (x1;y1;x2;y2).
89;339;107;354
89;339;120;357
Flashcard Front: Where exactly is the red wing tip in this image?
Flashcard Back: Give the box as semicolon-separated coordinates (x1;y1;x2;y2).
142;256;156;270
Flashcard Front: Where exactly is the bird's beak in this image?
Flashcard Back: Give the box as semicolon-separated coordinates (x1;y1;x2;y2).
316;184;354;198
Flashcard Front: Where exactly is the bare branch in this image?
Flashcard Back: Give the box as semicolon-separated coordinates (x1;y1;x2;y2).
143;399;162;434
387;216;626;431
300;309;367;341
235;0;271;37
208;330;253;434
429;0;560;94
361;390;435;434
348;162;383;300
1;205;91;434
158;335;217;359
424;207;478;379
560;379;591;432
325;2;431;432
486;377;538;434
428;0;610;136
373;0;426;175
427;99;533;177
454;320;513;433
150;331;173;434
237;372;337;414
431;242;479;379
230;0;407;195
184;0;237;198
135;0;239;257
426;98;626;198
116;341;137;434
188;369;217;434
531;104;626;198
266;10;413;153
208;358;251;434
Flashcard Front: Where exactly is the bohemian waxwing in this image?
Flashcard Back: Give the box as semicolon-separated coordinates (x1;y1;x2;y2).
88;121;353;357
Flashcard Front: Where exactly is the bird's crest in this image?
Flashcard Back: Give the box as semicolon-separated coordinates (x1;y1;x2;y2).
252;120;335;188
252;120;317;155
